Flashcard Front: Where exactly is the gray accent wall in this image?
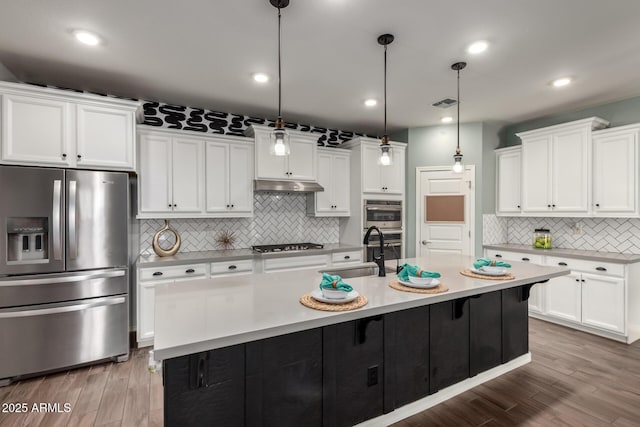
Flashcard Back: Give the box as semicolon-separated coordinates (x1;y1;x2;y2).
500;95;640;147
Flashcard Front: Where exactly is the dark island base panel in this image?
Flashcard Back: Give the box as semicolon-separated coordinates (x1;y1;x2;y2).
163;285;532;427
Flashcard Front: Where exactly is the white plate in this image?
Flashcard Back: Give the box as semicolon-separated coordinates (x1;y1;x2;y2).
311;289;359;304
470;267;508;276
398;278;440;289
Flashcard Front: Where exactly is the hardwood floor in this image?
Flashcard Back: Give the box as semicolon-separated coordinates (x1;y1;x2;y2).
1;318;639;426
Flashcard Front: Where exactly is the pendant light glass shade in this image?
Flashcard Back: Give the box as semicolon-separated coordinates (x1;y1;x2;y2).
451;61;466;173
378;34;394;166
270;0;290;156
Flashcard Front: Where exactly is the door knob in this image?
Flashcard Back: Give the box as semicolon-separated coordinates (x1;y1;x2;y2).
421;240;428;245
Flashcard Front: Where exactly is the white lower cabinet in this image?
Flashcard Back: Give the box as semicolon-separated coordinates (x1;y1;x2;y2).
544;272;582;323
137;263;208;346
485;248;637;342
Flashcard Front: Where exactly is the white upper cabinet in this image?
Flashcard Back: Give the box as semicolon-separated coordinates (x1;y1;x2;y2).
518;117;609;216
495;146;521;215
138;129;205;217
307;148;351;216
592;124;639;217
249;126;317;181
137;126;253;219
76;103;135;170
206;138;253;217
360;141;405;194
0;82;140;171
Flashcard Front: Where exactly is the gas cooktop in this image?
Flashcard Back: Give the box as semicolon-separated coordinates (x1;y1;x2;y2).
252;243;324;253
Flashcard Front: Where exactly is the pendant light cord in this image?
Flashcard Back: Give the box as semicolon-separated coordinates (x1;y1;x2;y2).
383;44;387;138
456;67;460;151
277;7;282;122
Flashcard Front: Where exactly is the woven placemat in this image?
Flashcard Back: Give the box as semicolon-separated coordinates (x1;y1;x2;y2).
460;269;515;280
389;280;449;294
300;293;368;311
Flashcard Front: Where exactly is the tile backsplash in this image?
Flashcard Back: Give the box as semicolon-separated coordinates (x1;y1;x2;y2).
483;214;640;254
139;193;339;255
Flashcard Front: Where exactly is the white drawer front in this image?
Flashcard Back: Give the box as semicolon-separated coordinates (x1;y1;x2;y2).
263;254;329;272
331;250;362;264
484;249;543;265
140;263;208;281
545;256;624;277
211;259;254;276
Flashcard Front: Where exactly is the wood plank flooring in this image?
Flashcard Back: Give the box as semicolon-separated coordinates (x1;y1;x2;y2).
1;318;639;426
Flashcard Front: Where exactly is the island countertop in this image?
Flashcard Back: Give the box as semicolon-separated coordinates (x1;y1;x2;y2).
153;254;569;360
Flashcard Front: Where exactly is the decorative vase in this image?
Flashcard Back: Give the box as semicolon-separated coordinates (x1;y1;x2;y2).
152;220;181;257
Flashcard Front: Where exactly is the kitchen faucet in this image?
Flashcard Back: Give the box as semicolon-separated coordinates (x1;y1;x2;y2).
363;226;386;277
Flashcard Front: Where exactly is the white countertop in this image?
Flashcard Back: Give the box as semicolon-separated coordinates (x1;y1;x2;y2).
484;244;640;264
153;254;569;360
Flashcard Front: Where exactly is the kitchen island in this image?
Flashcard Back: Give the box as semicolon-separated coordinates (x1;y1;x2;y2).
154;254;568;427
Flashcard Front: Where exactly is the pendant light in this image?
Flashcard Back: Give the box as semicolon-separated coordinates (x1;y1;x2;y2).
378;33;394;166
269;0;290;156
451;61;466;173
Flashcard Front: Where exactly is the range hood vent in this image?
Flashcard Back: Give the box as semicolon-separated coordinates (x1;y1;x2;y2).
253;180;324;193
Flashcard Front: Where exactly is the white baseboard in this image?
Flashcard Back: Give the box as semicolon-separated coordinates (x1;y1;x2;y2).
354;353;532;427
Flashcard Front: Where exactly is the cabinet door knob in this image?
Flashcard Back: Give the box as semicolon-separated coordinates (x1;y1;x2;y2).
517;205;520;208
77;154;82;159
228;265;237;270
231;204;234;208
168;204;172;207
174;204;177;207
576;278;580;282
552;204;556;208
595;267;607;272
152;272;163;276
547;204;551;208
185;268;195;274
62;153;67;158
558;262;567;266
595;203;600;207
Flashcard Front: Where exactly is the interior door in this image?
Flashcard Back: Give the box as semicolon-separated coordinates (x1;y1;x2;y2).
417;168;473;258
66;170;128;270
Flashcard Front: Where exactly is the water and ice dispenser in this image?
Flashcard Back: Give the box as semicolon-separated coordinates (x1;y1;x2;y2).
7;218;48;263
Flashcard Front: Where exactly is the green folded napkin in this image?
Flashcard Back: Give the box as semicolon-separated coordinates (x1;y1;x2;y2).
397;264;441;281
473;258;511;270
319;273;353;292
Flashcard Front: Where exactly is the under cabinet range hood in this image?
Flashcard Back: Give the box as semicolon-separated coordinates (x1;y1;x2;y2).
253;180;324;192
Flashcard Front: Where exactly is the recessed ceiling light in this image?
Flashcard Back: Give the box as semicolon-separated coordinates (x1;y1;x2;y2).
467;40;488;54
252;73;269;83
364;99;377;107
73;30;101;46
441;116;453;123
552;77;572;88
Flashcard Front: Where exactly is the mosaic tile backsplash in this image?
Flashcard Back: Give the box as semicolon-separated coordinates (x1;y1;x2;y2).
139;193;339;255
483;214;640;254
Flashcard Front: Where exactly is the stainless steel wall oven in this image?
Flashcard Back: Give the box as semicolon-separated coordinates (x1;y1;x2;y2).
364;200;402;229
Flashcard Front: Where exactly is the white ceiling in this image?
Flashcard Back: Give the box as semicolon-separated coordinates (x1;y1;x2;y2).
1;0;640;135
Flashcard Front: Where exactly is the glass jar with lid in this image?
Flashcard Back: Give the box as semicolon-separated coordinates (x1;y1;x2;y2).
533;228;551;249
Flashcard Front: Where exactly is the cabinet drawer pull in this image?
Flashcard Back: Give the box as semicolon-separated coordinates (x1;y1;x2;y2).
595;203;600;207
495;254;502;258
595;267;607;272
522;257;530;261
558;262;567;266
152;272;163;277
344;255;350;260
77;154;82;159
185;268;195;274
228;265;237;270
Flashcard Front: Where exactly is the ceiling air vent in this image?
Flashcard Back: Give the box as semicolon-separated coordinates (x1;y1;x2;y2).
432;98;458;108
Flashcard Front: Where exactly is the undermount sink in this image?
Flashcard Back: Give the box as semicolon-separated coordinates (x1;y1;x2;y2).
320;262;396;278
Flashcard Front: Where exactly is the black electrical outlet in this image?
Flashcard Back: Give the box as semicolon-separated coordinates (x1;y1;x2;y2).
367;365;379;387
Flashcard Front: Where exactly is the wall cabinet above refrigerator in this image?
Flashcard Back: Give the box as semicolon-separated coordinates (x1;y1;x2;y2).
0;82;140;171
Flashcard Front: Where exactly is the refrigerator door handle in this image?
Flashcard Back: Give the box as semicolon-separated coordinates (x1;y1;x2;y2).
52;179;62;260
0;296;126;318
0;269;125;287
68;180;78;259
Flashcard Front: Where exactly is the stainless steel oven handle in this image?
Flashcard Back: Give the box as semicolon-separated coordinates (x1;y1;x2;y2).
52;179;62;260
0;269;125;287
68;180;78;259
0;296;125;318
365;206;402;211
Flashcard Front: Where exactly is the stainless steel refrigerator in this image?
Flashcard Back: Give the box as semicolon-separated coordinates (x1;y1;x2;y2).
0;165;129;384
